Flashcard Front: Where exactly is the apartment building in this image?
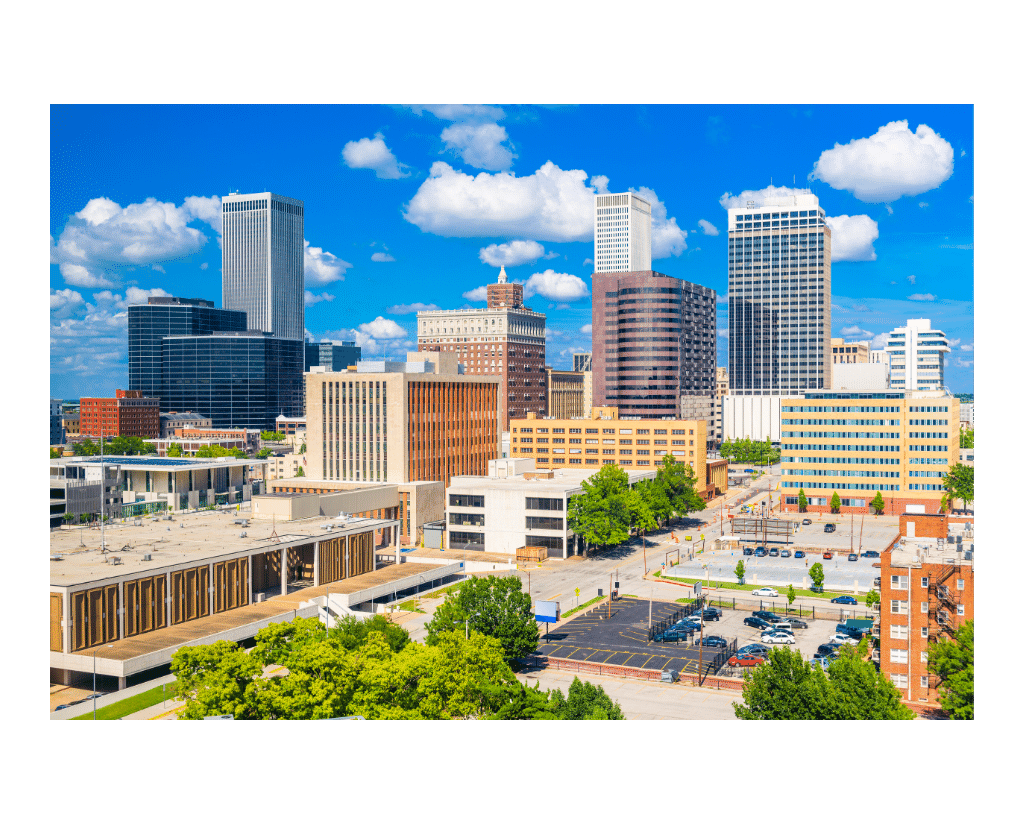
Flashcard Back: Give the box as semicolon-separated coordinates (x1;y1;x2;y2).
509;406;708;497
885;319;951;390
79;390;161;439
779;390;960;515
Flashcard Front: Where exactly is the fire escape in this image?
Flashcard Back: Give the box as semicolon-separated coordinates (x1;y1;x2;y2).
929;562;962;641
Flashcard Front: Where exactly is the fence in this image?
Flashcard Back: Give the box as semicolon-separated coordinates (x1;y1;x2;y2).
648;598;704;641
522;654;746;691
692;595;874;623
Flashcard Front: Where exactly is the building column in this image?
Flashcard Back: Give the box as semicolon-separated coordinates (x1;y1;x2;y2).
118;581;125;640
63;589;72;655
246;553;253;605
166;572;172;627
281;547;288;595
208;563;215;616
313;542;320;587
118;676;127;691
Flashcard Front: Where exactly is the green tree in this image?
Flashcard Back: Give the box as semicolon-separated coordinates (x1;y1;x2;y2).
483;680;561;720
50;447;62;459
733;645;914;720
172;639;263;719
865;589;880;609
656;455;706;521
295;466;305;477
809;562;825;589
635;478;672;526
298;442;306;454
166;442;184;458
261;430;286;441
735;559;746;584
718;438;780;465
567;463;632;552
870;491;885;514
193;444;247;459
787;583;796;606
257;447;273;458
959;428;973;449
943;464;974;512
425;575;538;667
798;488;808;513
829;492;842;514
73;438;99;456
548;676;625;720
625;485;657;538
928;620;973;719
330;614;409;653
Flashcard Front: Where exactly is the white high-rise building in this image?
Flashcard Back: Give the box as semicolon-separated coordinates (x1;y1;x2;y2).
884;319;950;390
221;192;305;340
727;191;832;394
594;192;652;273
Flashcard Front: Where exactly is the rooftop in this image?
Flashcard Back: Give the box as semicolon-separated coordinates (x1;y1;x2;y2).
888;536;974;569
50;455;265;471
449;466;657;492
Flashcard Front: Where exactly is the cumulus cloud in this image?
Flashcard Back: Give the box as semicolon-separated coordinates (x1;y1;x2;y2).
124;286;171;305
885;204;894;215
200;262;209;270
523;270;590;302
718;185;811;211
590;175;610;194
50;288;87;319
839;326;873;341
809;120;954;202
51;195;222;287
305;291;335;307
954;358;973;368
825;214;879;261
947;337;961;348
960;342;973;352
582;258;593;267
305;240;352;285
152;264;166;273
907;293;936;301
919;202;929;208
359;316;408;340
869;332;889;349
462;285;489;302
341;132;410;179
635;186;687;258
580;323;592;335
314;316;412;358
387;302;440;314
371;252;396;262
441;122;516;171
697;219;719;236
907;275;916;284
718;329;729;338
408;104;505;121
479;239;547;267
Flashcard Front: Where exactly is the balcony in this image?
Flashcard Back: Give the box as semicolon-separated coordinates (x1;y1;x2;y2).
937;585;956;606
870;648;880;662
871;625;880;638
873;577;882;588
870;601;881;612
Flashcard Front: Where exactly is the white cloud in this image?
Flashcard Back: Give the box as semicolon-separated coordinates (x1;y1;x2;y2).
341;132;410;179
305;291;335;307
523;270;590;302
960;343;973;352
544;250;559;259
907;293;936;301
885;204;894;215
718;329;729;338
462;285;488;302
954;358;973;368
305;240;352;285
50;288;86;319
371;252;396;262
582;258;593;267
479;239;546;267
635;186;687;258
919;202;929;208
152;264;166;273
124;286;171;306
840;326;873;340
580;323;592;335
961;149;966;157
697;219;719;236
59;263;115;288
718;185;811;211
870;332;889;349
907;275;916;284
200;262;209;270
590;175;610;194
948;337;961;348
824;214;879;261
441;122;516;171
408;104;505;121
359;316;408;340
387;302;440;314
544;328;564;339
809;120;954;202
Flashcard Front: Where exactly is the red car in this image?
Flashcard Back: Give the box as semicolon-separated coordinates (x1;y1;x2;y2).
728;652;766;667
823;551;834;560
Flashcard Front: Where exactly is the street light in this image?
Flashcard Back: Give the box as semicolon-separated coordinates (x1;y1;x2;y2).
464;611;481;640
93;643;113;720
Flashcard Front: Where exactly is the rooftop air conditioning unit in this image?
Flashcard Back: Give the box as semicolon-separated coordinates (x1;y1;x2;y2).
240;531;247;538
50;555;63;561
255;593;266;602
142;553;152;561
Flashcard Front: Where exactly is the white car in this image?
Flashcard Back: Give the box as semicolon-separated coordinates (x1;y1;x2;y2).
829;634;858;645
761;631;796;645
752;587;779;597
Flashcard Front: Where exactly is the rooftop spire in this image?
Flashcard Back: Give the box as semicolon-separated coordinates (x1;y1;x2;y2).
497;265;507;284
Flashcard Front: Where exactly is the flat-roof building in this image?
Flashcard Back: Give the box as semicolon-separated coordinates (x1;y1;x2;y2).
159;412;213;439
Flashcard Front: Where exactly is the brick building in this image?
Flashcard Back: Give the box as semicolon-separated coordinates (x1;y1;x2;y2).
79;390;160;439
877;529;974;707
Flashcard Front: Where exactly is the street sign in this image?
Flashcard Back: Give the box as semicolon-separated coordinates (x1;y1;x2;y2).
574;587;580;596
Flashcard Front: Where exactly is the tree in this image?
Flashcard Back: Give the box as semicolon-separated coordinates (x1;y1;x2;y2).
809;562;825;589
295;466;305;477
870;491;885;515
865;589;880;609
73;438;99;457
635;478;672;526
257;447;272;458
50;447;62;459
298;442;306;454
172;639;263;719
944;464;974;513
656;455;706;521
829;492;842;514
928;620;973;719
959;428;974;449
787;584;796;606
735;560;745;584
798;488;808;513
167;442;184;458
547;676;625;720
194;444;247;459
567;464;632;552
425;575;538;667
733;645;914;720
625;485;657;538
718;438;780;465
261;430;286;441
330;614;409;653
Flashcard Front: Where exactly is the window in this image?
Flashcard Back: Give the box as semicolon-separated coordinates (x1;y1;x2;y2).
526;515;563;530
449;494;485;508
921;602;929;613
921;626;929;638
920;676;930;689
891;575;908;590
957;578;965;590
449;512;484;526
920;651;929;663
921;576;929;588
889;649;908;664
957;604;965;616
526;497;563;511
890;674;908;688
890;600;907;614
890;624;909;639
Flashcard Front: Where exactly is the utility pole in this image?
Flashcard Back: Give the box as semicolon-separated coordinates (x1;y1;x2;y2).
608;572;612;618
859;511;865;554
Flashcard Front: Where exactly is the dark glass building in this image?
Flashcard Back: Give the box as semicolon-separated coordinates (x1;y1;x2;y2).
592;270;716;418
128;297;246;397
161;332;303;430
304;341;361;372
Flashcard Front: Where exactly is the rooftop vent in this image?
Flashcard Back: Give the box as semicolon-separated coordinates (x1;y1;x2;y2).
142;553;152;561
50;555;63;561
240;531;247;538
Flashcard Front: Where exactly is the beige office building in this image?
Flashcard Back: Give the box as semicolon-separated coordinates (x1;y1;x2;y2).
831;337;870;364
545;367;591;419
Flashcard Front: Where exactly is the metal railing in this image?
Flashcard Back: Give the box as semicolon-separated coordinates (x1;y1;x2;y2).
649;598;704;641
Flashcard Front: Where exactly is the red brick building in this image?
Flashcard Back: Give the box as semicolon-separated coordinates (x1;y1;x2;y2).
877;531;974;708
79;390;160;439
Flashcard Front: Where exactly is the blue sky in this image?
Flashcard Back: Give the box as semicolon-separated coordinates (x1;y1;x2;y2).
50;104;974;399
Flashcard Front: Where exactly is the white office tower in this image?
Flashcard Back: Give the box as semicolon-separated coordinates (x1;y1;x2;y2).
884;319;950;390
727;192;831;394
594;192;652;273
222;192;305;340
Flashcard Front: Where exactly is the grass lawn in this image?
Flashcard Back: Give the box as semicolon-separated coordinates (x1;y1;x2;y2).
560;595;605;619
70;681;178;720
656;571;866;604
423;583;463;599
397;599;425;613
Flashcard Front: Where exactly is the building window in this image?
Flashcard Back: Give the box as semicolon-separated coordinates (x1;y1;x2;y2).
449;512;485;527
526;497;563;511
921;626;929;638
891;575;908;590
921;602;929;613
449;494;485;508
920;651;929;663
890;674;908;689
920;676;929;689
890;625;908;639
890;600;907;614
957;604;965;616
889;649;908;664
921;576;929;588
957;578;965;590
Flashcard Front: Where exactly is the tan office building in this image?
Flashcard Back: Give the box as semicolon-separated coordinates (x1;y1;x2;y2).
509;406;709;497
779;390;960;515
306;352;500;488
545;367;591;419
831;337;870;364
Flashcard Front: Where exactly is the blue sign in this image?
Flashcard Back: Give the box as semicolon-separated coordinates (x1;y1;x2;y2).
534;600;559;622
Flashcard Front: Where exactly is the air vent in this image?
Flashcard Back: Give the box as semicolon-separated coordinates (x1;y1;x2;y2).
50;555;63;561
240;531;247;538
142;553;152;561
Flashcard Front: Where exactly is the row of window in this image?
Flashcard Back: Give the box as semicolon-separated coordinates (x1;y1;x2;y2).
782;482;899;491
514;427;694;436
782;418;901;427
783;431;901;439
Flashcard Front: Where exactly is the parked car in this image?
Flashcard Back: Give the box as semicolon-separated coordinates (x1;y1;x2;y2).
830;634;859;645
752;587;779;598
862;550;880;558
661;669;679;683
786;617;809;629
754;547;768;557
781;549;791;558
824;523;836;533
744;616;772;631
753;610;782;623
761;631;796;645
654;630;688;642
768;548;780;557
823;551;834;559
672;620;700;633
831;595;858;605
794;550;806;559
835;624;865;640
701;607;722;621
802;518;812;525
809;584;825;593
728;652;766;667
817;642;842;656
701;635;728;647
736;643;770;657
848;553;859;561
742;546;754;556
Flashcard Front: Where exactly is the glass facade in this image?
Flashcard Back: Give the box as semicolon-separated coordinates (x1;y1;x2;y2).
160;334;303;429
305;341;362;371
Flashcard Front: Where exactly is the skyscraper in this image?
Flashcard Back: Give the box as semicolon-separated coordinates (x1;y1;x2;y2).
884;319;950;390
221;192;305;341
594;192;652;273
727;192;832;394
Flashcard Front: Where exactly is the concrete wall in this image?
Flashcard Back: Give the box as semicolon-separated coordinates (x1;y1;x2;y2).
723;394;792;441
832;362;889;391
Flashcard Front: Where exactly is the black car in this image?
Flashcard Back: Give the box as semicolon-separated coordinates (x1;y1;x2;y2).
809;585;825;593
817;642;842;656
752;610;782;623
736;643;770;657
742;546;754;556
701;607;722;621
824;523;836;533
848;553;859;561
786;617;809;629
781;549;791;558
794;550;806;559
768;548;780;557
754;547;768;557
743;616;772;631
701;635;728;648
862;550;880;558
802;518;812;525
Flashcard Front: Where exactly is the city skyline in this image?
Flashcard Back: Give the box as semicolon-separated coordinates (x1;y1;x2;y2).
50;104;974;399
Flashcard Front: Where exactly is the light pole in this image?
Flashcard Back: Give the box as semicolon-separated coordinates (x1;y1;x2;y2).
93;644;113;719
